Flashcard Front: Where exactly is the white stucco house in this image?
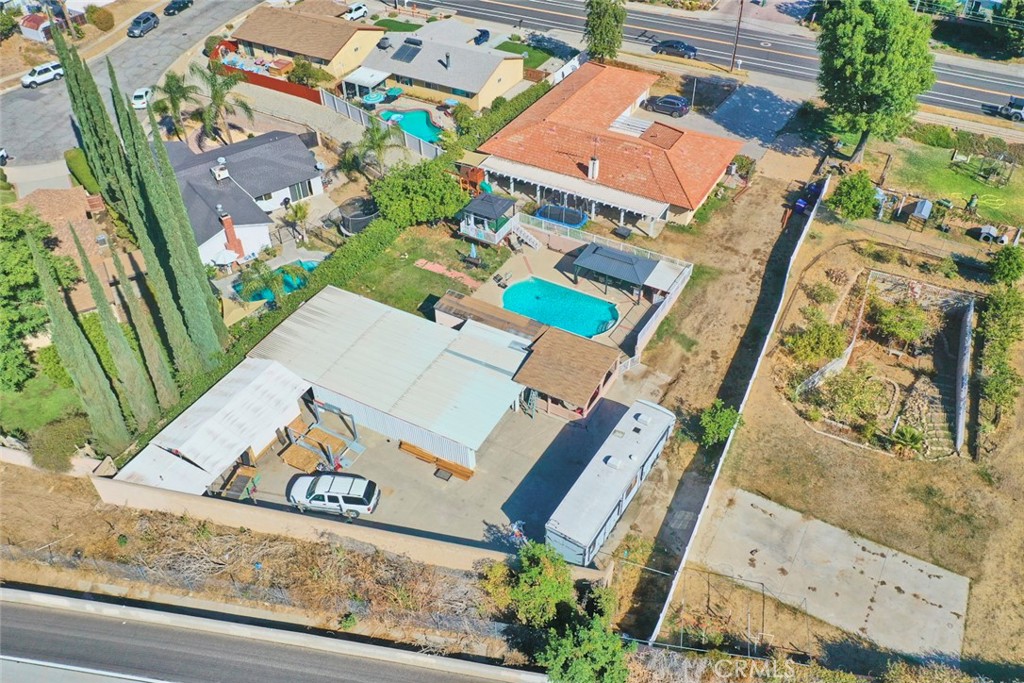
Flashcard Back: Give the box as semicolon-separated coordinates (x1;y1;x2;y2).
167;131;325;266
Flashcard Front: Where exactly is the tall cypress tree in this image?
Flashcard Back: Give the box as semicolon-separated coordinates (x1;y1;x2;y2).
108;64;222;368
28;239;130;455
70;226;160;430
111;251;179;410
148;106;229;346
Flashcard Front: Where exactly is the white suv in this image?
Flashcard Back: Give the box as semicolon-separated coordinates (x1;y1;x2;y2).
21;62;64;89
343;3;368;20
288;473;380;518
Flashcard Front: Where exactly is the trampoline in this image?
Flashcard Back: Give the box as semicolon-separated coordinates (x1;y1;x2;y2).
322;197;379;236
534;205;589;229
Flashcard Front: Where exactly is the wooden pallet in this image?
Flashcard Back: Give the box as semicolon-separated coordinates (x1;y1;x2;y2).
399;441;474;480
281;444;321;473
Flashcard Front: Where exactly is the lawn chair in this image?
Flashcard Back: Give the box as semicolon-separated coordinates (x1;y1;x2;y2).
492;272;505;286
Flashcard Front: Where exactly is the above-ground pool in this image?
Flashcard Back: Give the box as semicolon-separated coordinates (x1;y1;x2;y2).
503;277;618;338
233;260;318;302
380;109;442;143
534;205;589;229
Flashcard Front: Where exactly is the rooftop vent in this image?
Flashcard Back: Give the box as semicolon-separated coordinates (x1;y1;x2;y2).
636;413;652;426
377;36;391;50
404;37;423;46
215;203;227;217
603;455;622;470
217;156;226;165
612;429;625;439
588;156;599;181
211;164;230;182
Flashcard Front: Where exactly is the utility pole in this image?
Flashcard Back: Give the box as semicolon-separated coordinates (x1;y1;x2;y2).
730;0;745;73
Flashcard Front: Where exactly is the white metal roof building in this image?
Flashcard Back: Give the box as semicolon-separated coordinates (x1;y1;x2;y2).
116;358;311;494
546;400;676;566
248;286;528;470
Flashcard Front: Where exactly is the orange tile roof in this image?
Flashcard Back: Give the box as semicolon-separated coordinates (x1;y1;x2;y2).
479;62;744;211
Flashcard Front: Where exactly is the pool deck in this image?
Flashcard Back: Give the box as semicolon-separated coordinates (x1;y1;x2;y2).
473;248;653;356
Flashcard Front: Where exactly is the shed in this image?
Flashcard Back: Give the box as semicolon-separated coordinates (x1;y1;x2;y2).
545;400;676;566
116;359;311;494
909;199;933;231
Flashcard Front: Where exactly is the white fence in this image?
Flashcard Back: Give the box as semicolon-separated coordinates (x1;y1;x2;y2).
547;51;589;86
954;299;974;453
647;175;832;644
320;89;444;160
519;214;691;269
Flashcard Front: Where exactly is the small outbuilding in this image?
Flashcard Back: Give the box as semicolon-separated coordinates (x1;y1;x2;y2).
545;400;676;566
458;193;516;246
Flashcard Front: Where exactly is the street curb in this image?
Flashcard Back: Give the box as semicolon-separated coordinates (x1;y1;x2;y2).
0;587;547;683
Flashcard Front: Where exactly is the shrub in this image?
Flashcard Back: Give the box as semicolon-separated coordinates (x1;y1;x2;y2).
36;345;74;388
815;365;886;425
784;308;847;364
29;414;91;472
64;148;101;195
426;15;439;22
203;35;223;56
86;6;114;31
450;102;475;133
990;245;1024;285
805;282;838;305
288;58;333;87
481;541;576;628
455;80;552;150
538;613;632;683
871;298;929;344
0;10;19;44
490;96;508;113
510;33;523;42
827;170;877;221
732;154;756;179
699;399;742;447
370;13;380;20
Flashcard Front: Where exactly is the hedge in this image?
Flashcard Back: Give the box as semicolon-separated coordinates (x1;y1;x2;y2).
64;148;101;195
86;5;114;31
455;80;552;150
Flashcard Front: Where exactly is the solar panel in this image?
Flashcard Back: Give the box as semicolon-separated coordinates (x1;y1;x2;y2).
392;45;421;63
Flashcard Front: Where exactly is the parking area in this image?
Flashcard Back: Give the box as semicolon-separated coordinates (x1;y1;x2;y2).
254;366;669;551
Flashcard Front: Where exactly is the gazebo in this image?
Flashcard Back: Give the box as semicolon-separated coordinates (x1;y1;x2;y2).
458;193;516;246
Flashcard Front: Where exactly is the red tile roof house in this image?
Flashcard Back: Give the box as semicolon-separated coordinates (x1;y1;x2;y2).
478;62;744;236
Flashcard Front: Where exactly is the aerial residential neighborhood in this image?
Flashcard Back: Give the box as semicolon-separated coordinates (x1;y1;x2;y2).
0;1;1022;682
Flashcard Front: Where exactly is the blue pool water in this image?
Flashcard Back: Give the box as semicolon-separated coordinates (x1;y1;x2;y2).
380;109;442;143
233;260;318;302
503;277;618;338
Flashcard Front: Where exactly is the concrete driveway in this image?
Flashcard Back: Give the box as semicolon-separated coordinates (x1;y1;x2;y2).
0;0;259;165
692;488;969;659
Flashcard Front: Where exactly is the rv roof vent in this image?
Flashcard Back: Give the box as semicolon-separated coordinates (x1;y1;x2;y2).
612;429;625;439
636;413;652;426
603;456;622;470
404;37;423;46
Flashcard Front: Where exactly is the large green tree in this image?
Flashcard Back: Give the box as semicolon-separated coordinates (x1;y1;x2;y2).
70;226;159;430
0;207;79;391
153;70;201;139
584;0;626;62
997;0;1024;56
827;170;878;220
188;62;255;144
817;0;935;162
110;252;179;409
28;239;130;455
369;159;469;227
537;615;631;683
990;245;1024;285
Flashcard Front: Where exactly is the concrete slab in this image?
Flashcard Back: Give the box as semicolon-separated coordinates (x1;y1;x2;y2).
4;160;72;197
692;488;969;659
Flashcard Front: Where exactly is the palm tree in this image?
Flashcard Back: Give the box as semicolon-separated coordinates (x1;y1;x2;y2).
237;260;309;305
154;70;201;139
357;117;405;176
285;201;310;241
188;62;255;144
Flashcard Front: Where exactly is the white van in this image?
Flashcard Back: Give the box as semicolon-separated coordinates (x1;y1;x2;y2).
288;473;380;518
343;3;368;20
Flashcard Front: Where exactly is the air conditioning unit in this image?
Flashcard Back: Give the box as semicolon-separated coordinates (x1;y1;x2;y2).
211;164;230;182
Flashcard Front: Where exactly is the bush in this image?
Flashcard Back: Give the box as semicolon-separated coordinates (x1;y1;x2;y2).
450;102;475;133
455;80;552;151
86;5;114;31
426;15;439;22
732;154;756;179
64;148;101;195
481;541;576;628
990;245;1024;285
814;365;886;425
287;58;333;87
0;10;19;44
784;308;847;364
805;282;838;305
827;170;877;221
699;399;742;447
29;414;90;472
538;613;632;683
36;345;74;388
871;298;929;344
203;35;223;56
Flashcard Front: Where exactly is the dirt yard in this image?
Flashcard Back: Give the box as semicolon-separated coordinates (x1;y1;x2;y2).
718;214;1024;678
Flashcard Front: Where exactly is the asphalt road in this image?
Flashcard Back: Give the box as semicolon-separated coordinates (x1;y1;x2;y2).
0;0;259;164
419;0;1023;116
0;603;499;683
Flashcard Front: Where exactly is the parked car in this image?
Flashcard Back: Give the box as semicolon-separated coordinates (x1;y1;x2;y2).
343;2;368;20
642;95;691;118
131;87;153;110
652;40;698;59
288;473;381;518
163;0;193;16
127;11;159;37
21;61;64;88
998;96;1023;122
474;29;491;46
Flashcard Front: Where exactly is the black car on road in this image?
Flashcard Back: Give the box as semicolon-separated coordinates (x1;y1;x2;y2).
652;40;698;59
164;0;193;16
642;95;691;118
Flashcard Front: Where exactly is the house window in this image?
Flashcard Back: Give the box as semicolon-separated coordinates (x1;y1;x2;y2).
397;76;413;86
452;88;471;98
255;192;272;202
289;180;312;202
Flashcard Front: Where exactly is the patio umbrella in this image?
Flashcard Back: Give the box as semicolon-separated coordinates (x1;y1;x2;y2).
469;243;478;260
444;98;460;107
386;86;404;97
362;91;385;105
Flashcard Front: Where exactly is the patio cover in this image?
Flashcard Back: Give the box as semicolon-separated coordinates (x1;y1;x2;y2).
574;243;658;288
464;193;514;221
344;66;391;88
645;260;686;292
480;156;670;219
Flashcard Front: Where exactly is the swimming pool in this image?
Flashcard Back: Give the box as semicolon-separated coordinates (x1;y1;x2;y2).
233;260;318;302
503;277;618;338
380;109;442;143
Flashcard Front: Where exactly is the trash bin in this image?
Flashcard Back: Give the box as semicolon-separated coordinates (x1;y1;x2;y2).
795;198;808;215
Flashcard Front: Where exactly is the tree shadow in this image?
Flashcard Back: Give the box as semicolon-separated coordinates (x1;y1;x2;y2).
710;86;801;149
773;0;815;21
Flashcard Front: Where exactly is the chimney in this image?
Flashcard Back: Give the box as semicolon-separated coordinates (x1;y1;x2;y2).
445;52;450;70
211;157;229;182
220;210;243;260
588;156;599;181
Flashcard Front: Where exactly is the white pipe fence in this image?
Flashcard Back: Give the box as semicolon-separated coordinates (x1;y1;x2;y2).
320;89;444;160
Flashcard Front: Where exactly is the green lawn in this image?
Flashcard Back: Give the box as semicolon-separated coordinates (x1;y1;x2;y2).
374;19;422;32
890;144;1024;225
495;41;558;70
346;226;511;315
0;373;82;435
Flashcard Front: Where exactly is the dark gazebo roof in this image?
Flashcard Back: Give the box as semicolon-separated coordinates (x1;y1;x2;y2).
573;243;657;287
463;193;515;221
